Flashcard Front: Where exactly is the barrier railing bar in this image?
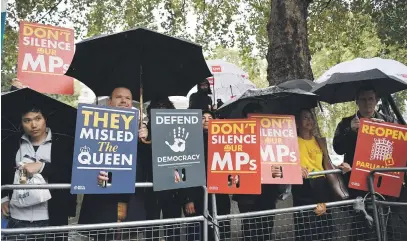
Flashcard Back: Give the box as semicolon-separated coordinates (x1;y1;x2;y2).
1;170;344;191
368;167;407;241
216;199;358;220
1;215;205;234
1;182;154;190
374;200;407;206
308;169;342;177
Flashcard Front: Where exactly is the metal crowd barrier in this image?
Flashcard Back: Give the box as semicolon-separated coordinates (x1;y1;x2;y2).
209;169;382;241
368;167;407;241
1;182;209;241
2;169;406;241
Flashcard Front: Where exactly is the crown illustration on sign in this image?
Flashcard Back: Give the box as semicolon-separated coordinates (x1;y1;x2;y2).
80;146;90;153
373;138;393;147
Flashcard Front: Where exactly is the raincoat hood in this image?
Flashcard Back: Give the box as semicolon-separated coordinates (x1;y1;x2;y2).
197;79;212;95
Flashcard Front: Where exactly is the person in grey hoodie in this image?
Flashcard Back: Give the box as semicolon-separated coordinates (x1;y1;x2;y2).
1;107;76;236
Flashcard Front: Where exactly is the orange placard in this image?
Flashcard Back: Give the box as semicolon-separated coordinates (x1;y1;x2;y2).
249;114;303;184
349;119;407;197
17;21;74;94
207;119;261;194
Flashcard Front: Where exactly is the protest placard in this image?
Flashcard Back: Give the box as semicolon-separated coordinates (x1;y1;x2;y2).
150;109;206;191
249;114;302;184
17;21;74;94
349;119;407;197
207;119;261;194
71;104;139;194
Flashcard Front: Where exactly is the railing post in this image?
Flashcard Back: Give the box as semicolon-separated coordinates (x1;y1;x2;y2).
211;194;220;241
367;167;407;241
202;186;208;241
368;172;382;241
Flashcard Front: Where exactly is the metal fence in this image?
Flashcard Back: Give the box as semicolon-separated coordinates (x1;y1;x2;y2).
211;199;380;241
2;169;406;241
1;182;209;241
368;167;407;241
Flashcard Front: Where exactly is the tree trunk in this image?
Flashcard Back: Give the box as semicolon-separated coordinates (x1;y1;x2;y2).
267;0;314;86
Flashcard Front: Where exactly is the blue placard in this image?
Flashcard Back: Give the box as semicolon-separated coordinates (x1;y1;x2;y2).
71;104;139;194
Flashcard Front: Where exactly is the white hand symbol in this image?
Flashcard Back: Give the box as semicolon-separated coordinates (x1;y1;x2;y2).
165;127;189;152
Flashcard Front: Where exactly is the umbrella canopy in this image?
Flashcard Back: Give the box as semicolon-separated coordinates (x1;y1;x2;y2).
65;27;211;102
1;88;77;140
277;79;315;92
187;73;256;104
216;86;318;118
313;57;407;104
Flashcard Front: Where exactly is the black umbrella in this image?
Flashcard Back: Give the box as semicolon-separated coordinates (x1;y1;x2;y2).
312;69;407;104
216;86;318;118
277;79;315;92
1;88;77;139
65;27;212;102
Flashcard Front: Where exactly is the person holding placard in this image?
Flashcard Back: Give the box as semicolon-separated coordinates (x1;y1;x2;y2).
79;87;148;240
182;110;231;241
333;86;395;196
333;86;400;241
138;95;183;241
292;109;335;241
232;103;286;241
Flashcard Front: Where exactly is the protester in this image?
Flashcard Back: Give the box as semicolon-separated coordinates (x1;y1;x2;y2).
78;87;148;240
333;86;395;195
292;109;334;241
138;95;183;241
182;110;231;241
333;85;396;240
232;102;288;241
1;107;76;233
189;79;213;111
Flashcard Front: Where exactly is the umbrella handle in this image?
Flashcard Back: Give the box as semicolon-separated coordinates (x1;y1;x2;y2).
139;85;152;144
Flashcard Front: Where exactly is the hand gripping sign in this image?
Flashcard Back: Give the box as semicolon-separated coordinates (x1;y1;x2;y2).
71;104;139;194
208;119;261;194
349;119;407;197
249;114;302;184
150;109;206;191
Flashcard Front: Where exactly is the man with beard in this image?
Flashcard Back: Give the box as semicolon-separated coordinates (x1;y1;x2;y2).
189;79;213;111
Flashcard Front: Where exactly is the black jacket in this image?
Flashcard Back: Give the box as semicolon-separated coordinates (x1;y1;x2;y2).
189;92;213;111
1;134;77;226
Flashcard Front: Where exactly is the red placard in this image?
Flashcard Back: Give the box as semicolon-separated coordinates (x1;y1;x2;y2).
207;119;261;194
349;119;407;197
17;21;74;94
249;114;302;184
211;65;222;73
